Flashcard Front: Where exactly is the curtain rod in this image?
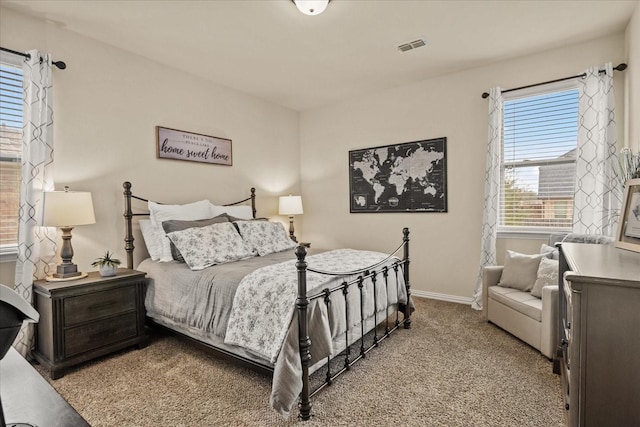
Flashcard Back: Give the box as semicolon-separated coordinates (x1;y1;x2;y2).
481;63;627;99
0;46;66;70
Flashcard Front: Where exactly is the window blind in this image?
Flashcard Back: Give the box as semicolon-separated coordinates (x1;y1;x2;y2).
0;62;23;247
500;88;579;230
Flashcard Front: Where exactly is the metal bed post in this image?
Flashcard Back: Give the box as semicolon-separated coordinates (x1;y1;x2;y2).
295;245;312;420
402;227;411;329
123;181;134;270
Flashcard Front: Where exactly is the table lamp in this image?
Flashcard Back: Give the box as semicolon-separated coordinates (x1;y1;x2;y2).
43;187;96;280
279;195;303;242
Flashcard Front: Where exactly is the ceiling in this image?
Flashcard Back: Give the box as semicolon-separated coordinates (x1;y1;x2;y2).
2;0;637;111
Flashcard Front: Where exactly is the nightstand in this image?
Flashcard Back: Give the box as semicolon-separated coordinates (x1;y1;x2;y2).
32;269;147;379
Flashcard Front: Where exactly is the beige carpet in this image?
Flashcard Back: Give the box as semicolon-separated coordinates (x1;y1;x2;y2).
37;298;564;426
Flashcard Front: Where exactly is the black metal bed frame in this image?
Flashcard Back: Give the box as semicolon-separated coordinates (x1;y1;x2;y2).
122;181;412;420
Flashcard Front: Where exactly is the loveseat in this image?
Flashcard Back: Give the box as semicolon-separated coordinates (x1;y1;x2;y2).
482;251;558;359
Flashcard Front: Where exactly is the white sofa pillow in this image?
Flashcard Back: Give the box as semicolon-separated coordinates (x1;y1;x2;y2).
498;250;545;292
148;200;212;262
531;258;559;298
540;243;559;260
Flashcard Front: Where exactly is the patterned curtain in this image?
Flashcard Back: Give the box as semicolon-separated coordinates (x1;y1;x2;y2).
471;87;503;310
13;50;57;357
573;63;621;236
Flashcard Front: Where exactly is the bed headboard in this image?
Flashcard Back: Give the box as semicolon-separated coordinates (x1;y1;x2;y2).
122;181;256;269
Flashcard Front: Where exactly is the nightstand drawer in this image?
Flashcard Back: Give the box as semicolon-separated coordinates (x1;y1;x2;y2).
64;286;136;326
64;312;138;358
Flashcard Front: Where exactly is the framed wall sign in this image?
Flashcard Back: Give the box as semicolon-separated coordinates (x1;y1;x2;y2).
349;137;447;213
156;126;232;166
615;178;640;253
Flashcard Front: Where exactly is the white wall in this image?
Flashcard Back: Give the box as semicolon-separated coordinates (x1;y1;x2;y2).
0;7;300;284
299;34;626;302
625;1;640;151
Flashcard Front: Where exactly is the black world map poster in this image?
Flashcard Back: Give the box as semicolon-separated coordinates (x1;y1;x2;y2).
349;137;447;213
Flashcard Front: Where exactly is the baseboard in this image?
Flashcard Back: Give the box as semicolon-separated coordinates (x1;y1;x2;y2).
411;289;472;305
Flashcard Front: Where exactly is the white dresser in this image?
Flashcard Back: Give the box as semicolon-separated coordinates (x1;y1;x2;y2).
557;243;640;427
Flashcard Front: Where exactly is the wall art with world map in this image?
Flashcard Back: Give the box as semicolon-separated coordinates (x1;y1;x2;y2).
349;137;447;213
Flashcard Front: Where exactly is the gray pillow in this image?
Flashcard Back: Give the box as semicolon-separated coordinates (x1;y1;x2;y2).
162;216;229;262
498;250;545;292
540;243;559;260
531;258;559;298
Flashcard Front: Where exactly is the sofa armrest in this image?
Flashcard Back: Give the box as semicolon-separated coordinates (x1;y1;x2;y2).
540;284;559;359
482;266;503;319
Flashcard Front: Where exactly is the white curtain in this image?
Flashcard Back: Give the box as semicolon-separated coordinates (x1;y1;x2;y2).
573;63;621;236
13;50;57;357
471;87;503;310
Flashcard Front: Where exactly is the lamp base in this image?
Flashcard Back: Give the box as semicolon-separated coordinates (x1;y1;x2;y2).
53;262;80;279
45;273;88;282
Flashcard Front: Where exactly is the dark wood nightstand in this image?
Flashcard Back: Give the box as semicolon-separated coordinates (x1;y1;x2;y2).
32;269;147;379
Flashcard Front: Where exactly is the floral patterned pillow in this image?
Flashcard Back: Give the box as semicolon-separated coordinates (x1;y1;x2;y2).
234;221;296;256
166;222;254;270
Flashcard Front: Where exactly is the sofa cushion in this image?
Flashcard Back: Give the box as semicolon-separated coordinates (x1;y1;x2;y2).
498;250;545;292
531;258;559;298
488;285;542;322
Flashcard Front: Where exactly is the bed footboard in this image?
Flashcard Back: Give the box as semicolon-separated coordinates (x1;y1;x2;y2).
295;227;411;421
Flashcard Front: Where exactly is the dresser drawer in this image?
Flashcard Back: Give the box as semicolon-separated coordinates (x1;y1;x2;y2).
64;312;138;358
64;286;136;326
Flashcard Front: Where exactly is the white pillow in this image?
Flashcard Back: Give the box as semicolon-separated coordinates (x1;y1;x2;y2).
139;219;162;261
498;250;545;292
540;243;559;260
148;200;212;262
210;203;253;220
235;221;296;256
166;222;254;270
531;258;559;298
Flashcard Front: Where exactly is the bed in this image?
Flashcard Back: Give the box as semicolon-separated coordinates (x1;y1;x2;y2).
122;181;413;420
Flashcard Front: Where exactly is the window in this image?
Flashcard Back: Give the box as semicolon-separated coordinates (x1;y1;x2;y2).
500;83;579;233
0;54;23;255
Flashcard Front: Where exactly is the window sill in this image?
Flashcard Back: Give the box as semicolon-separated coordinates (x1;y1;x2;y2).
0;245;18;263
498;229;569;240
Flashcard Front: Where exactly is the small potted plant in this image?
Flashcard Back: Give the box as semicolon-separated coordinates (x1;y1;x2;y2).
92;251;121;277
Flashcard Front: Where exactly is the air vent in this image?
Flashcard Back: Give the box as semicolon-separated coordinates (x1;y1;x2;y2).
397;38;427;53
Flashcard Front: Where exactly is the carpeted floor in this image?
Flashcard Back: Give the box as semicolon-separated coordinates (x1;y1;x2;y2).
36;297;564;426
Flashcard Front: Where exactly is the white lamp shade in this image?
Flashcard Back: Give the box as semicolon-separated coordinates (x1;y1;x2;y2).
294;0;329;16
42;190;96;227
279;195;304;216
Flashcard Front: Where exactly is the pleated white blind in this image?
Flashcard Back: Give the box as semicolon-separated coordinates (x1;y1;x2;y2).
0;59;23;247
500;87;579;231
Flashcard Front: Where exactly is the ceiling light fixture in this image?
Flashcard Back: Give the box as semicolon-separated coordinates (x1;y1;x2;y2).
292;0;330;16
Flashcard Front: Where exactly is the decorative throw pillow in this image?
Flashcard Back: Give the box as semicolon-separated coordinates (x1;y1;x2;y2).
139;219;162;261
166;222;254;270
531;258;559;298
540;243;559;260
498;250;545;292
234;220;296;256
162;216;230;262
148;200;212;262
